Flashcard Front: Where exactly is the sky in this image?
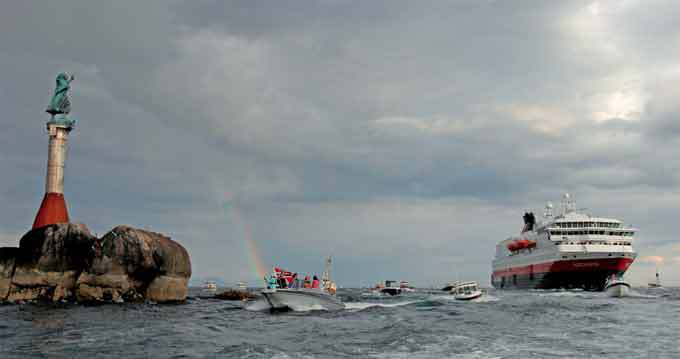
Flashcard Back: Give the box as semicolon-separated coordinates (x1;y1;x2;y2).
1;0;679;287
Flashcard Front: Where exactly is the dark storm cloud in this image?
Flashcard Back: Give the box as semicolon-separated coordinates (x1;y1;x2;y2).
2;0;680;285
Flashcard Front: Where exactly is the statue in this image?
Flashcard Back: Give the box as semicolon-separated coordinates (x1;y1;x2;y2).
46;72;75;126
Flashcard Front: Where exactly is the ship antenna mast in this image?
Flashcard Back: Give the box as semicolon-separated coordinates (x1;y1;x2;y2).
561;193;575;214
322;256;332;284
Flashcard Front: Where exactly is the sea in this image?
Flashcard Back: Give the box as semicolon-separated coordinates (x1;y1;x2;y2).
1;287;678;358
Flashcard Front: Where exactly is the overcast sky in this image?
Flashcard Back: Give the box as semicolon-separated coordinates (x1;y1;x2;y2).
1;0;679;287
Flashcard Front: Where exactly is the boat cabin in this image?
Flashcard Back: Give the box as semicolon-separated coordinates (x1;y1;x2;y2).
452;281;479;295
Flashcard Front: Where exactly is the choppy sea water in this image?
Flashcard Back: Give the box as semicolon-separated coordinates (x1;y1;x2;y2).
1;287;679;358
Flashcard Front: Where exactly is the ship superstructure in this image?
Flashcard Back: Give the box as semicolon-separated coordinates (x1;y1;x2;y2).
491;194;637;291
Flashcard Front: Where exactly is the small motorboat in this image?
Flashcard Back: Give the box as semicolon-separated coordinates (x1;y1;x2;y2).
399;280;416;293
261;288;345;312
451;281;483;301
259;257;344;312
202;281;217;291
605;275;631;297
648;268;662;288
379;280;402;296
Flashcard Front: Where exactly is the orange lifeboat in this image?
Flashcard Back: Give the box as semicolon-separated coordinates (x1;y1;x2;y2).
507;239;536;251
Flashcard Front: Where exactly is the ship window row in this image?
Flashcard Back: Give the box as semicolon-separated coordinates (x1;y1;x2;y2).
553;222;620;228
549;230;634;236
556;241;631;246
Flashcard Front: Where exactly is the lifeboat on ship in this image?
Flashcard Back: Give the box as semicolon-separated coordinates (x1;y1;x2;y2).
507;239;536;252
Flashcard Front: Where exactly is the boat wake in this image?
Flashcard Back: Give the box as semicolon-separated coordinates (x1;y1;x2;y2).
245;298;421;312
344;300;421;311
614;290;659;299
429;294;499;303
244;299;333;312
244;299;271;312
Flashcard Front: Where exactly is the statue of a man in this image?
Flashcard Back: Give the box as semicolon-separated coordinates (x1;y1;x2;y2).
46;72;74;116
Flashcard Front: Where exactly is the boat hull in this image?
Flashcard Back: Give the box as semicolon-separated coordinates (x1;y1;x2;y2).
261;289;345;312
380;288;401;296
454;291;483;301
491;257;634;291
605;282;630;297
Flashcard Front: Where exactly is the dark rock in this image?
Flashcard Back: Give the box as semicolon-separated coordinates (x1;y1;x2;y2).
0;223;191;304
0;247;19;300
76;226;191;303
214;289;256;301
8;223;95;302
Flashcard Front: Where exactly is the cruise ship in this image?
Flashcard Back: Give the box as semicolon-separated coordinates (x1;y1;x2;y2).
491;194;637;291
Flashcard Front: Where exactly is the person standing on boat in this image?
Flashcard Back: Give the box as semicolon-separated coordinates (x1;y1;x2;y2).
312;275;320;289
289;273;299;288
266;273;278;289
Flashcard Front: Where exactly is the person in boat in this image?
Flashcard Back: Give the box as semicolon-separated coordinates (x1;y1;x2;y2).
271;267;285;288
266;273;279;289
311;275;320;289
282;271;293;286
303;275;312;288
289;273;299;288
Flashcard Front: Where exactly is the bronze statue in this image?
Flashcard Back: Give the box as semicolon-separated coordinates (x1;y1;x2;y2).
46;72;74;116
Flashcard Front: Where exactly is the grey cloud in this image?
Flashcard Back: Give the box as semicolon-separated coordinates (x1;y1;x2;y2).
2;1;680;285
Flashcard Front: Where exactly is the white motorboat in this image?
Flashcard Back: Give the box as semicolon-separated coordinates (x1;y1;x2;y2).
451;281;483;301
399;281;416;293
604;275;631;297
379;280;402;296
259;257;344;312
202;281;217;291
261;288;345;312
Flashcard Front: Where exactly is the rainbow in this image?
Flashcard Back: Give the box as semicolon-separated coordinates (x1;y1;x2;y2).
224;200;268;281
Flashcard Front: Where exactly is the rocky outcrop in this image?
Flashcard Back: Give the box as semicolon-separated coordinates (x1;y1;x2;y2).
76;226;191;303
214;289;256;301
0;247;19;299
0;223;191;304
6;223;95;302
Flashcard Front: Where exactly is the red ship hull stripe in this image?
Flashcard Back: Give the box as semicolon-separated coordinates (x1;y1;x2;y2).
491;257;634;278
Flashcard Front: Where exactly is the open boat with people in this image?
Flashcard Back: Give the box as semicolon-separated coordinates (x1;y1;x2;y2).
451;281;483;301
259;257;344;312
604;274;631;297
